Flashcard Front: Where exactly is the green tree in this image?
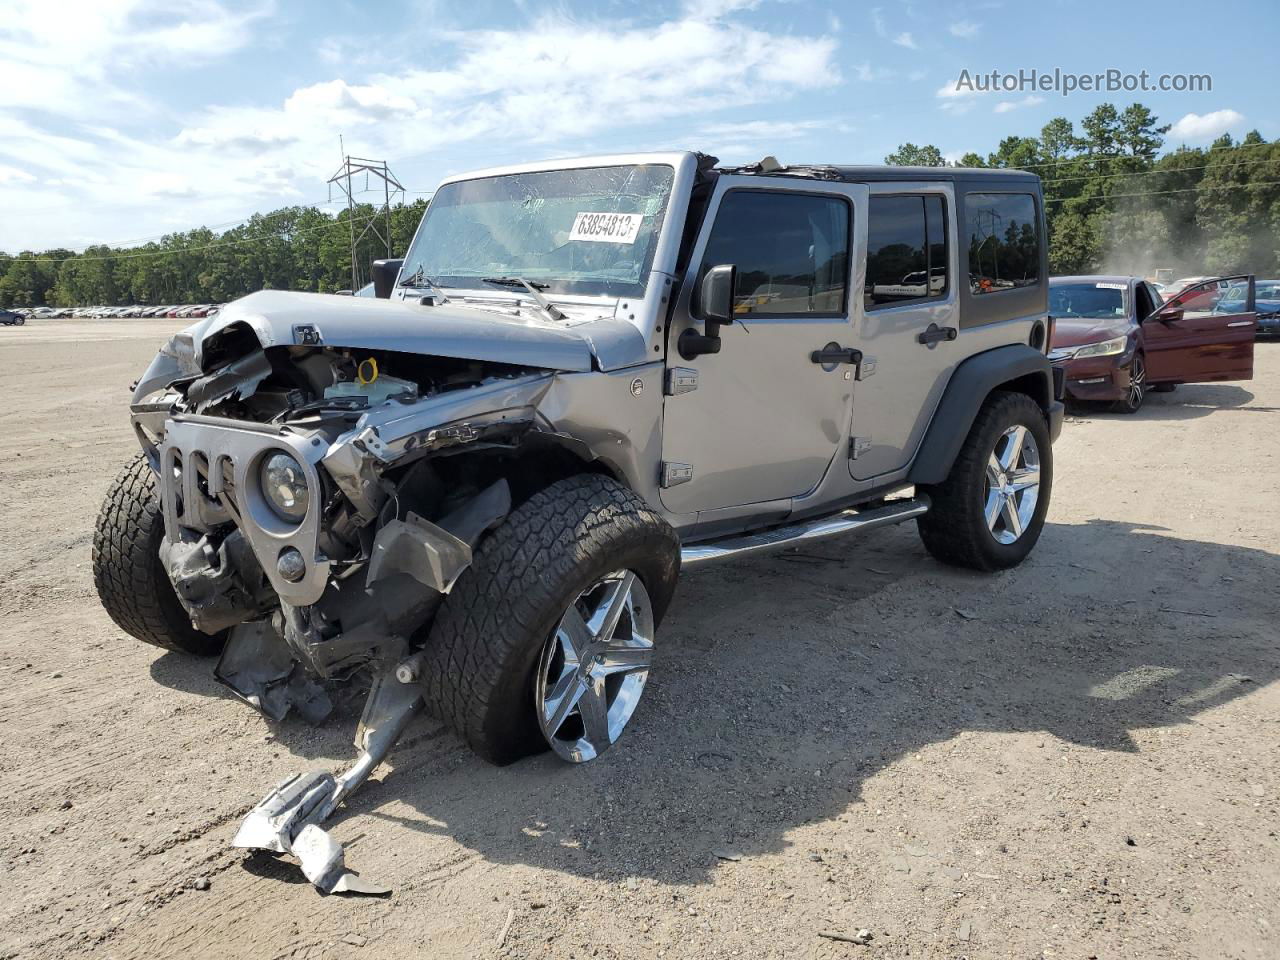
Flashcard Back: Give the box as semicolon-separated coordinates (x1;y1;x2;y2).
884;143;946;166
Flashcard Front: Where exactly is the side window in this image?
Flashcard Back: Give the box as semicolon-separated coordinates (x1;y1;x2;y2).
965;193;1040;295
701;191;849;316
864;195;949;310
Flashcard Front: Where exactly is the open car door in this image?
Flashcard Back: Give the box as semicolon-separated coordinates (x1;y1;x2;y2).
1142;275;1255;383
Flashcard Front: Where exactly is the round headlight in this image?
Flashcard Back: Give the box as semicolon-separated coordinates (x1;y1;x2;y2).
261;452;309;523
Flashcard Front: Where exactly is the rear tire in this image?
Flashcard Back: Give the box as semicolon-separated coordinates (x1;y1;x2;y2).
92;453;226;655
917;391;1052;571
420;474;680;765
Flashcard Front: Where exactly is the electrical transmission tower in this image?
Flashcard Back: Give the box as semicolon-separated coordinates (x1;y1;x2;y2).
326;152;405;292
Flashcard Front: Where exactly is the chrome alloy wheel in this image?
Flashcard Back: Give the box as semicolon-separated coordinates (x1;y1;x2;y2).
535;570;654;763
984;425;1041;545
1127;354;1146;409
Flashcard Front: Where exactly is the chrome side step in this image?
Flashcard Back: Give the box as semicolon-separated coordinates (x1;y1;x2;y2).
679;497;930;569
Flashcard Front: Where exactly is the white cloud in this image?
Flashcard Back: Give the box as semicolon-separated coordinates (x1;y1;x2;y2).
700;119;825;141
948;20;980;37
0;164;37;185
870;7;887;37
0;4;841;250
1167;109;1245;143
994;95;1045;114
893;32;917;49
854;61;895;83
682;0;761;19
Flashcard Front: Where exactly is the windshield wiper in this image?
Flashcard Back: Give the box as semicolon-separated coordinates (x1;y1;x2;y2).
481;276;565;321
481;276;550;290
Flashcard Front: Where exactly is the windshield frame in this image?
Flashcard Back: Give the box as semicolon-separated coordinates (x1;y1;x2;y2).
399;155;690;301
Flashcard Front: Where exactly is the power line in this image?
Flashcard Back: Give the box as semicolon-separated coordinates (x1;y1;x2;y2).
1040;153;1277;186
1044;178;1280;204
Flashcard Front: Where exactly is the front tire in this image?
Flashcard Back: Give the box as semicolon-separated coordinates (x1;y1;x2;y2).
1112;352;1146;414
92;453;226;655
420;474;680;765
917;391;1052;571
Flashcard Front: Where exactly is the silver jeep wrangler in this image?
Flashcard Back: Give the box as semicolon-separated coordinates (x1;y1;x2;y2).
93;152;1062;890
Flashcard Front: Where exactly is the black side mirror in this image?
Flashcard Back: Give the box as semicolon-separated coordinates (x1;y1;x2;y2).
1152;306;1183;323
371;259;405;300
679;264;736;360
700;264;736;324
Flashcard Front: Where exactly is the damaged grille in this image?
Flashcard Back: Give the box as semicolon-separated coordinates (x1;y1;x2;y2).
159;416;334;605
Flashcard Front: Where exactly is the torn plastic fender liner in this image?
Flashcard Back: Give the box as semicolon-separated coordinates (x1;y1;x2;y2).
366;514;471;594
364;477;514;595
185;348;272;411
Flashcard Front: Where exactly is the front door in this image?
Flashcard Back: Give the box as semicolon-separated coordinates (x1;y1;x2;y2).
659;179;863;515
1143;275;1255;382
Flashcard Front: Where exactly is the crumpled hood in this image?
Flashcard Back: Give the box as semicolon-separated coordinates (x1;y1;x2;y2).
1050;318;1129;349
190;290;597;373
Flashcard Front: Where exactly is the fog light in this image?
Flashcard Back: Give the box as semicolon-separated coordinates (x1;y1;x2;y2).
1076;376;1108;385
277;547;306;582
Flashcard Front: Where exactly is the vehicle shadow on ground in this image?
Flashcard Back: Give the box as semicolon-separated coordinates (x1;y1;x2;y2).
1071;382;1280;420
346;516;1279;886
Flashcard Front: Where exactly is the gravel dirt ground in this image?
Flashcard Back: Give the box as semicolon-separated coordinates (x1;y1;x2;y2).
1;317;1276;960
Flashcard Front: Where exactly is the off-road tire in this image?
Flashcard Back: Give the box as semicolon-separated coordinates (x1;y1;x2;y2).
916;390;1052;571
92;453;226;655
421;474;680;765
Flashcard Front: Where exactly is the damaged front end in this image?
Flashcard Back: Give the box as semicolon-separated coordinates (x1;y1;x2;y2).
134;303;572;890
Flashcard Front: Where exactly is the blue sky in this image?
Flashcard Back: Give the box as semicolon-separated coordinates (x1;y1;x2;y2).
1;0;1275;251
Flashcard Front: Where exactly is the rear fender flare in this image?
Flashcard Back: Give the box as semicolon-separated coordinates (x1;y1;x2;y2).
909;344;1057;486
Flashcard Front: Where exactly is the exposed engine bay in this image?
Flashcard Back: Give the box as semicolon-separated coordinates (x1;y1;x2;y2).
140;325;554;723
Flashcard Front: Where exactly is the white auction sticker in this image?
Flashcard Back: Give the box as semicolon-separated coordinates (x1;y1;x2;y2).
569;212;643;244
1096;282;1127;290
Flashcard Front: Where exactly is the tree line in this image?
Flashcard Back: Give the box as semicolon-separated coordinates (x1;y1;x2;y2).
886;102;1280;280
2;101;1277;309
0;200;428;308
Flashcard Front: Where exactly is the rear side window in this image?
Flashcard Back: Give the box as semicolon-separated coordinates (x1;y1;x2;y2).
865;195;949;310
701;191;849;316
965;193;1040;295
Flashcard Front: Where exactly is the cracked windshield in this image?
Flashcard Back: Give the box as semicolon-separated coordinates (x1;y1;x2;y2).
401;164;675;297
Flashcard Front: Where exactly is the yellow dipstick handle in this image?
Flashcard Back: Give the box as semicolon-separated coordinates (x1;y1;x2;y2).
356;357;379;385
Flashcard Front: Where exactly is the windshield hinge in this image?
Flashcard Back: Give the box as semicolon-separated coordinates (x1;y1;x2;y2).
664;367;698;396
660;462;694;488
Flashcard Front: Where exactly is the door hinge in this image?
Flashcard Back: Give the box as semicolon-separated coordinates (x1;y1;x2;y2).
664;367;698;396
849;437;872;460
660;461;694;487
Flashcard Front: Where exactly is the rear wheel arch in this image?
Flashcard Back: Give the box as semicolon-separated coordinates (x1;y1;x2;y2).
909;344;1056;486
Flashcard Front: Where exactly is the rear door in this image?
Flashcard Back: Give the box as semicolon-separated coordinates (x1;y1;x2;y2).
1142;275;1255;383
848;185;959;480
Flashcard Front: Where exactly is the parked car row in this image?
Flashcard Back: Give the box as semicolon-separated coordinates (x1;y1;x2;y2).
1;303;224;320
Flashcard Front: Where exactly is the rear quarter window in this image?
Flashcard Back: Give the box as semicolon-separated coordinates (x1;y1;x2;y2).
959;188;1046;328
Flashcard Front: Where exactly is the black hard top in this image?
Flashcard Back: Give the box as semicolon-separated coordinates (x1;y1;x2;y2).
716;158;1040;186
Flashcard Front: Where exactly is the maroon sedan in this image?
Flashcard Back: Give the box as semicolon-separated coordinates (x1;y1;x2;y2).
1049;275;1256;413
